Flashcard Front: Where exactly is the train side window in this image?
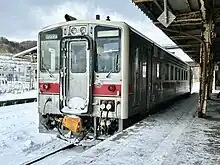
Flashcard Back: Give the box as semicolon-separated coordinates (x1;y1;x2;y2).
165;64;169;80
160;51;164;59
175;67;178;80
156;63;161;79
181;70;184;80
143;62;147;78
170;65;174;80
154;47;158;57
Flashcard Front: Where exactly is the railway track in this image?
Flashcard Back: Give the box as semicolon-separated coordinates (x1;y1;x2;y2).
0;97;37;107
23;143;78;165
22;131;103;165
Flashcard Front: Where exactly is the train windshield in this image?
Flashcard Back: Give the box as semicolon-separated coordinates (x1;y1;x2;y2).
95;26;121;73
40;40;60;73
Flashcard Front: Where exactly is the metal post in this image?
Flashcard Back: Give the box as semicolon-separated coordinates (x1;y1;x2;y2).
198;19;213;117
207;55;214;99
164;0;168;24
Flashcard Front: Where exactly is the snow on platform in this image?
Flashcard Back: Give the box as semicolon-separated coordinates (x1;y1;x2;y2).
0;103;68;165
38;92;220;165
0;90;37;101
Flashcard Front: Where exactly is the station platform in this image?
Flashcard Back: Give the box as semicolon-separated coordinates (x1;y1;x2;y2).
61;92;220;165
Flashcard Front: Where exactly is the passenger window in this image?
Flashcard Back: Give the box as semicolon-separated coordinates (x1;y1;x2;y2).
154;47;158;57
182;70;184;80
156;63;160;79
175;67;178;80
142;62;147;78
165;64;169;80
171;65;174;80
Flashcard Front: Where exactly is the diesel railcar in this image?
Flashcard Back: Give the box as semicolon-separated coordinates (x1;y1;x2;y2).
38;15;191;139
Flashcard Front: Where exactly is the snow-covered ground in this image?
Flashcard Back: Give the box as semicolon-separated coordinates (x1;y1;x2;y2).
0;103;68;165
3;82;219;165
60;92;219;165
34;83;219;165
0;90;37;101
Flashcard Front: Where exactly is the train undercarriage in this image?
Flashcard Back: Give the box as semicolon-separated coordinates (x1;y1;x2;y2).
39;112;122;141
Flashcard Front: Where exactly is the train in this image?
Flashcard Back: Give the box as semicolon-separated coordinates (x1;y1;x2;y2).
37;14;192;139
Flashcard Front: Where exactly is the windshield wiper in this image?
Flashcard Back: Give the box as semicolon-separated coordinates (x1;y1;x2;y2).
106;69;113;78
106;54;119;78
42;63;54;78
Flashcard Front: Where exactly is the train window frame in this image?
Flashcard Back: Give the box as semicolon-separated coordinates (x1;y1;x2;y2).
40;40;60;73
39;28;62;74
154;47;158;57
178;68;181;80
70;41;87;73
181;69;184;80
94;25;121;73
156;62;161;79
170;65;174;80
165;63;169;80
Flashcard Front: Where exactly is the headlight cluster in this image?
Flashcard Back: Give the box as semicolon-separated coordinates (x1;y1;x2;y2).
69;26;87;35
100;100;114;111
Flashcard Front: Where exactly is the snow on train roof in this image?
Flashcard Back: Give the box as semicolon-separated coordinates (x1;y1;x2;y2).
40;20;188;66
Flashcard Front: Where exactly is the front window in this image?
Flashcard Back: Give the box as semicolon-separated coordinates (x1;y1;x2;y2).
40;41;60;73
95;26;121;73
39;28;62;73
70;42;87;73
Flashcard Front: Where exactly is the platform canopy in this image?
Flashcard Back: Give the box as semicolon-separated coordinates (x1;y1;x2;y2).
132;0;220;63
13;46;37;62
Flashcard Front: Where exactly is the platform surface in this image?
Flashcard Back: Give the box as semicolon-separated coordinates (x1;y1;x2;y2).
39;92;220;165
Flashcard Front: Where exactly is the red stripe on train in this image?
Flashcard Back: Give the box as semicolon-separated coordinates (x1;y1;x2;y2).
93;84;121;96
39;82;60;94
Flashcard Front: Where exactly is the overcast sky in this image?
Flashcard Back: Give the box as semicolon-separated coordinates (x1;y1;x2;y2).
0;0;192;61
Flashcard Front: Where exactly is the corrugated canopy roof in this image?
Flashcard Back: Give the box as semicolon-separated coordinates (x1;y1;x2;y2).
132;0;220;63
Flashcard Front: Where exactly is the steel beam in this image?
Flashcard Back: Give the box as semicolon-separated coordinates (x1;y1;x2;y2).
164;44;200;49
156;22;202;27
175;11;201;20
184;0;192;11
154;18;202;25
184;50;199;53
170;35;201;40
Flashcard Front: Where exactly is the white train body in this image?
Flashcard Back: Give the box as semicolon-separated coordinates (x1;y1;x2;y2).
38;18;191;137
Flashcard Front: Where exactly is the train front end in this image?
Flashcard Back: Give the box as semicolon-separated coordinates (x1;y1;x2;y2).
37;20;129;139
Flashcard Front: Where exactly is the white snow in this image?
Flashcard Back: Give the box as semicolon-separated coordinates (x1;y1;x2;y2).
61;97;88;114
0;103;68;165
0;90;37;101
29;83;220;165
2;82;220;165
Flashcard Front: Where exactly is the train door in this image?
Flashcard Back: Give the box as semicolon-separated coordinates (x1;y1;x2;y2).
147;44;153;109
132;47;141;107
60;37;93;114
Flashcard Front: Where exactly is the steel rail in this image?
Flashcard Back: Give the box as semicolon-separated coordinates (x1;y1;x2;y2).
0;97;37;107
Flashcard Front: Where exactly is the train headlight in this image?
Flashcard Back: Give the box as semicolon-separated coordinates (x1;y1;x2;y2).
100;103;106;110
80;27;86;34
108;85;116;92
43;83;49;90
70;27;77;34
106;103;112;110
